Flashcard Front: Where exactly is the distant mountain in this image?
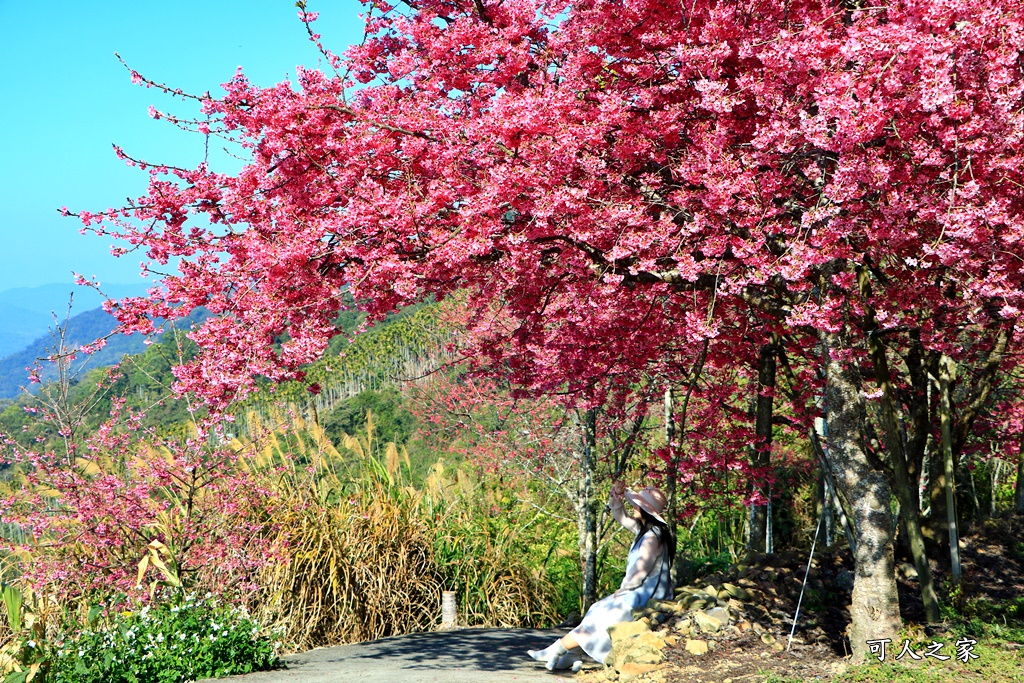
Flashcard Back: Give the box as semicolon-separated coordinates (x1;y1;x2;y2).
0;305;210;400
0;283;148;359
0;308;142;399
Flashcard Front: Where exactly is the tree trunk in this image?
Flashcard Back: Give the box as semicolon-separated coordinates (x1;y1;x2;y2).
857;268;940;622
812;421;857;553
667;340;709;582
991;459;1002;518
817;470;836;547
821;326;901;659
575;407;600;610
967;460;982;522
938;355;962;583
747;340;778;554
664;386;679;582
927;439;949;549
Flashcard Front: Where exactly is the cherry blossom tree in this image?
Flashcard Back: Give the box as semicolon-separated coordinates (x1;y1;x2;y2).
78;0;1024;657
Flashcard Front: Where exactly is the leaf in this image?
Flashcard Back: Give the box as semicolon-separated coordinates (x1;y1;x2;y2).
136;554;151;587
1;585;23;633
74;457;102;476
0;645;23;674
145;541;182;587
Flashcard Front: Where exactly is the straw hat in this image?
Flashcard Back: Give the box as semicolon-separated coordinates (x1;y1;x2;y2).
625;486;667;524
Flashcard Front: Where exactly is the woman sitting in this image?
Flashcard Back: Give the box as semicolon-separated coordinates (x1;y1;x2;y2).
528;483;675;671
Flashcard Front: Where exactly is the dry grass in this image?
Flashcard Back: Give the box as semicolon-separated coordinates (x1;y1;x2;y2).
241;409;560;652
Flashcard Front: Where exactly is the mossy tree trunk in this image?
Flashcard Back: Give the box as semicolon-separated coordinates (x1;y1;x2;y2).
820;325;902;659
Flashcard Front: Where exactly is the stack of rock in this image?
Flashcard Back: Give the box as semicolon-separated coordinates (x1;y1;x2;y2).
601;582;772;682
594;552;853;682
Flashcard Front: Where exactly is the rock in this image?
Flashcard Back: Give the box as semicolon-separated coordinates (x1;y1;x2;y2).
631;610;669;626
704;584;718;596
751;622;766;634
674;617;692;636
836;570;855;591
618;662;663;683
736;620;752;632
899;562;919;580
622;643;664;665
663;635;679;648
705;606;731;626
685;639;709;655
609;620;652;642
761;633;776;645
647;599;682;614
693;610;723;633
634;632;670;652
721;582;752;601
607;625;663;673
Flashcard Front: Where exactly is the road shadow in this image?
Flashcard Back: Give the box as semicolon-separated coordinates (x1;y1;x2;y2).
286;628;568;673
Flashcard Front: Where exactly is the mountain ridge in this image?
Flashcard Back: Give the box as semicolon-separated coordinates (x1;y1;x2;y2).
0;282;149;359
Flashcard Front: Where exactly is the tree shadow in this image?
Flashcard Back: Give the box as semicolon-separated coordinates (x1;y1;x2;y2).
284;628;569;674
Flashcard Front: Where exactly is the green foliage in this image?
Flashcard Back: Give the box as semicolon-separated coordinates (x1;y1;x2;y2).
1;584;52;683
418;464;561;629
834;641;1024;683
942;584;1024;643
759;673;804;683
323;389;416;448
246;302;448;408
45;597;277;683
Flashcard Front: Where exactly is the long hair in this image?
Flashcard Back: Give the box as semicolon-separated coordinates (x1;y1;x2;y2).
633;508;677;564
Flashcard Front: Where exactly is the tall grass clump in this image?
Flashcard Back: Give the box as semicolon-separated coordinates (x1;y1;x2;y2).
243;411;560;651
420;460;558;628
246;415;441;648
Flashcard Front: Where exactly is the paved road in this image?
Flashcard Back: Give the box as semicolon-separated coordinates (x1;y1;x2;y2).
226;628;588;683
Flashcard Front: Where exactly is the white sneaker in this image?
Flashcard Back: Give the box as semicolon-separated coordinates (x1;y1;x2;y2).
546;650;583;671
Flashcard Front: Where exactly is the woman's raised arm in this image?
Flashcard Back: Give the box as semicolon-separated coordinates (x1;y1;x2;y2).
609;481;640;535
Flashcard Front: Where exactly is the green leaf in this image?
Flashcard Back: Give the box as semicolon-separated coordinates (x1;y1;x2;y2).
87;604;103;628
1;584;23;633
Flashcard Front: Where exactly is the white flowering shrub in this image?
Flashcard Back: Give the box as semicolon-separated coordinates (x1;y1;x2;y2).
45;596;278;683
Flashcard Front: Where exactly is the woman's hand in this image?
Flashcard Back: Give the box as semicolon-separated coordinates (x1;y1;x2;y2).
610;480;626;507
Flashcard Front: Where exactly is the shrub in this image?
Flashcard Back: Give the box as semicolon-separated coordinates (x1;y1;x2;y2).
46;596;277;683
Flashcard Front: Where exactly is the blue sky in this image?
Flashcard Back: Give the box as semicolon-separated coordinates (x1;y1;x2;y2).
0;0;364;294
